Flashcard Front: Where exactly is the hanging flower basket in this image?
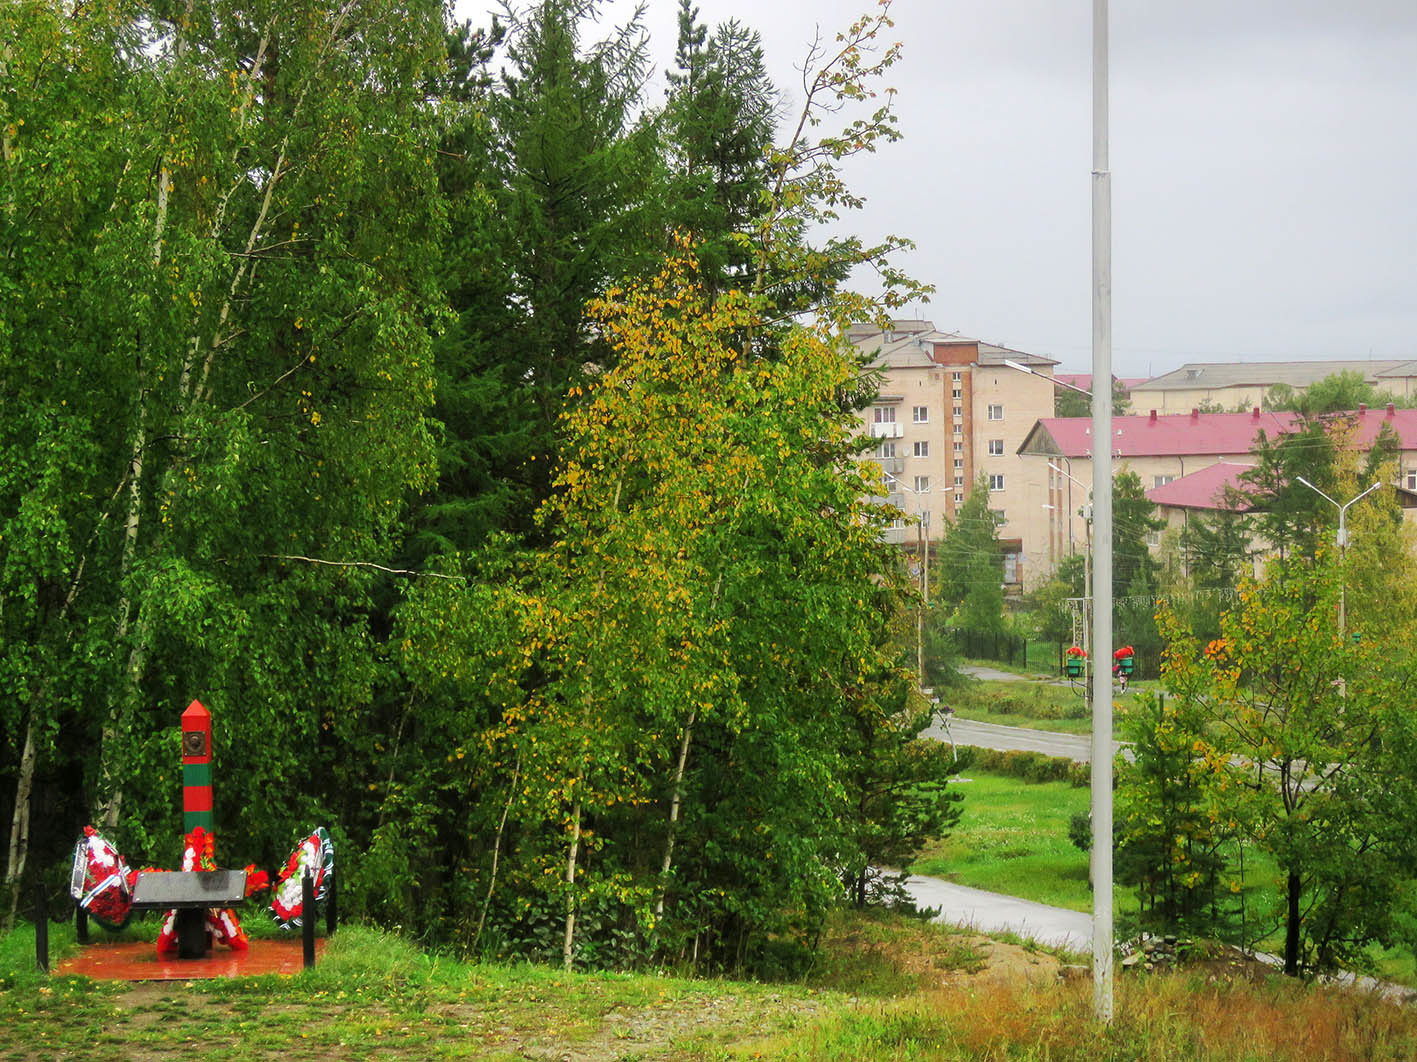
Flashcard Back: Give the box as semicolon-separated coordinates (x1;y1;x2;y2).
1064;646;1086;678
1114;645;1136;676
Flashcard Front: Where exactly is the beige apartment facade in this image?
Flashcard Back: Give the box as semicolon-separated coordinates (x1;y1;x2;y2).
850;322;1057;590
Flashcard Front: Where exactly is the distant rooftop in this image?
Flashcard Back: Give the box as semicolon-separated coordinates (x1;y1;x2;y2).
1019;405;1417;460
850;320;1058;371
1133;359;1417;392
1054;373;1149;393
1146;461;1256;511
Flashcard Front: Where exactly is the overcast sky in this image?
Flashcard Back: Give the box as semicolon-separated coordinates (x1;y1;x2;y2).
456;0;1417;379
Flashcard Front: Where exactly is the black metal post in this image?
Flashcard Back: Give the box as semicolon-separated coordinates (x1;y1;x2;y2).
302;869;315;969
75;902;89;944
34;883;48;973
325;875;337;937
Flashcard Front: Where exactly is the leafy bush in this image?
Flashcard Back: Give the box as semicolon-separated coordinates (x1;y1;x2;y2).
963;747;1089;787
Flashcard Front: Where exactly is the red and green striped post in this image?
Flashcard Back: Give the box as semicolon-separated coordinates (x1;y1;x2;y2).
181;700;213;832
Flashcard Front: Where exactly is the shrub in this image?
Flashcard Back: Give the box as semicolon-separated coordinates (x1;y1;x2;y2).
963;747;1088;786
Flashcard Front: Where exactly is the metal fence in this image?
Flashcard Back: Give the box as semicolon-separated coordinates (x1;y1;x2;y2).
953;631;1161;681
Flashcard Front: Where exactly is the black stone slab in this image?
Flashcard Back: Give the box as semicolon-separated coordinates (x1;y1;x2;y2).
130;870;247;910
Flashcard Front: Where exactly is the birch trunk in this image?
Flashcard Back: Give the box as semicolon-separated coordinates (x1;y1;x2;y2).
5;486;113;918
653;567;726;921
471;752;522;954
2;714;37;929
562;798;582;972
653;707;697;921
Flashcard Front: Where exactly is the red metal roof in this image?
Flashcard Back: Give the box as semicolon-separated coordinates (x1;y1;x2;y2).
1054;373;1150;392
1146;461;1256;511
1023;406;1417;459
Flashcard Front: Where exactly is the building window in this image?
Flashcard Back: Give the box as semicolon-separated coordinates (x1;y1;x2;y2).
1003;551;1019;584
952;371;962;381
953;441;963;452
952;405;963;417
990;509;1006;525
989;474;1005;491
890;517;905;529
1153;474;1175;488
987;404;1004;421
873;406;896;424
1146;529;1162;546
987;439;1005;456
954;458;964;469
1407;468;1417;491
879;441;896;458
955;492;964;504
953;424;963;436
912;405;929;423
954;475;964;486
952;388;962;399
913;475;930;493
913;440;929;458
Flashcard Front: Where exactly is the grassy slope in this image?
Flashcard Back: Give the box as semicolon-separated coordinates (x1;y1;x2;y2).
946;675;1144;737
910;769;1103;913
5;912;1417;1060
911;767;1417;988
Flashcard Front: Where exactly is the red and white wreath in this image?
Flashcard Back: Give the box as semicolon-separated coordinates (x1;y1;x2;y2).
270;827;335;930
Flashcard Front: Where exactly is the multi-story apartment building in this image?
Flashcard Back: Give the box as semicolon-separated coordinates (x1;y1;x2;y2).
850;321;1058;589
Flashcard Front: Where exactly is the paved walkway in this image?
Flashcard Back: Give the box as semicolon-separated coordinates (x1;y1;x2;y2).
903;875;1092;953
960;663;1077;688
924;717;1101;762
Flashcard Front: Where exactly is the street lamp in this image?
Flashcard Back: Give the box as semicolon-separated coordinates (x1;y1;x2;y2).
887;476;932;680
1002;359;1095;399
1049;462;1094;663
1293;477;1383;637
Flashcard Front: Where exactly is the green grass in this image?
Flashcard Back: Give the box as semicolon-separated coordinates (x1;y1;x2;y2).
7;904;1417;1059
0;921;850;1059
948;676;1145;738
949;677;1092;734
910;768;1103;913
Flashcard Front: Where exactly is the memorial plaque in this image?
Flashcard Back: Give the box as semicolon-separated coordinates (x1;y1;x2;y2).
131;870;247;910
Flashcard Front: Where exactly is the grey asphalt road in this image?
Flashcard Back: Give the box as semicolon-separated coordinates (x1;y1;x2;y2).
902;875;1092;953
958;664;1055;683
924;717;1123;763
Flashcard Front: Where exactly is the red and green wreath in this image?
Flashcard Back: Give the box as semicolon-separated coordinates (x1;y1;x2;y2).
270;828;335;930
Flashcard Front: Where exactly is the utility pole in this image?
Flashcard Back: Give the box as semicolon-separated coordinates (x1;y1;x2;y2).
1090;0;1115;1024
916;512;927;680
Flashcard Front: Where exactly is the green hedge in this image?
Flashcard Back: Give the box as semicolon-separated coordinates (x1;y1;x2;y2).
962;746;1090;788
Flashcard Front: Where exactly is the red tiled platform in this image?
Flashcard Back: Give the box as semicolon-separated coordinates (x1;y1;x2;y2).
57;936;326;981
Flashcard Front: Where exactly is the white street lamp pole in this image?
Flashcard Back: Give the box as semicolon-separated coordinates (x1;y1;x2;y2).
889;476;933;682
1049;462;1093;663
1090;0;1115;1023
1293;477;1382;638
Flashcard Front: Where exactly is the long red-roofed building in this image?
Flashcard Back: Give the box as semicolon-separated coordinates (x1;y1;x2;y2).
1015;404;1417;580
